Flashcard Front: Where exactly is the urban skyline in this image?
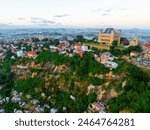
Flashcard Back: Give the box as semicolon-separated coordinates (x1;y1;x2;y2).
0;0;150;29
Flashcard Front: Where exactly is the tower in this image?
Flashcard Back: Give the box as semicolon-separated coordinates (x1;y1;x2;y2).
129;35;139;46
136;35;139;45
117;31;121;45
98;30;102;43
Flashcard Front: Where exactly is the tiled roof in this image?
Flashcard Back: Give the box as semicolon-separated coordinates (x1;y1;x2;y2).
103;28;116;34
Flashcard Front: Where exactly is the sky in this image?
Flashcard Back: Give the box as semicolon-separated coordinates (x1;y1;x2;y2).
0;0;150;29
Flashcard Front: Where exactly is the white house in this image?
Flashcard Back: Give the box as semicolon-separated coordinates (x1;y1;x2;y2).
50;108;58;113
81;45;89;51
16;50;24;57
105;61;118;69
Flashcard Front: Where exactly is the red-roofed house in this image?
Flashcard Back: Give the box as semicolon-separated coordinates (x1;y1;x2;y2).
142;42;150;53
27;51;37;58
74;44;81;50
130;51;139;57
78;51;85;58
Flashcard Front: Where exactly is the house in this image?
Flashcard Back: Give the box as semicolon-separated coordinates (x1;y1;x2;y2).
41;93;45;97
101;52;114;61
74;44;81;50
63;106;67;111
11;56;16;60
0;55;6;61
5;97;10;103
32;99;39;105
130;51;139;57
17;65;28;69
49;45;61;52
0;52;4;57
99;52;118;69
121;37;129;45
142;42;150;53
16;50;24;57
0;99;4;105
143;54;150;60
81;45;89;51
27;51;37;58
0;109;5;113
26;94;31;99
12;97;21;103
77;51;85;58
66;52;73;57
70;95;76;100
36;106;45;112
59;40;70;48
13;91;19;97
105;61;118;70
19;102;26;107
11;48;16;54
14;109;23;113
44;104;50;109
87;84;95;95
88;102;105;113
60;50;66;54
101;51;111;58
50;108;58;113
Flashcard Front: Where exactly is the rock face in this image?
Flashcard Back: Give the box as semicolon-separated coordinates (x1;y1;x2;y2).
119;109;132;113
53;65;70;73
106;88;119;101
43;62;55;70
11;59;70;80
122;80;126;89
109;88;119;98
97;89;106;101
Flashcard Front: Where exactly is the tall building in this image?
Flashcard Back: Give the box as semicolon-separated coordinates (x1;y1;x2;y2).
98;28;121;46
129;36;139;46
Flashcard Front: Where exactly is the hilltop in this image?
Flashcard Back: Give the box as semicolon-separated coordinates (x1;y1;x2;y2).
0;35;150;113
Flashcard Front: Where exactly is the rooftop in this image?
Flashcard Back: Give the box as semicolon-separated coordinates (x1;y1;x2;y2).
103;28;117;34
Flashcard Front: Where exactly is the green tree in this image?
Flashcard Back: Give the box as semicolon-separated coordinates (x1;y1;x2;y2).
87;93;97;103
74;35;85;43
89;77;104;86
123;45;142;54
52;39;60;46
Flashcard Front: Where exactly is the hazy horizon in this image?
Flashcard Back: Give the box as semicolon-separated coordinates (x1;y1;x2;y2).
0;27;150;30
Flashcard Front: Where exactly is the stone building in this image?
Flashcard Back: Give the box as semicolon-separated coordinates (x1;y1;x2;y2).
129;36;139;46
98;28;121;46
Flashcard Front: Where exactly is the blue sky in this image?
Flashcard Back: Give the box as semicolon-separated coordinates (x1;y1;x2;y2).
0;0;150;28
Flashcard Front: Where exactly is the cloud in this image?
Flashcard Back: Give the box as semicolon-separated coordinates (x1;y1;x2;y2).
117;7;127;11
91;8;103;12
91;8;112;13
54;14;70;18
30;17;56;26
92;7;127;13
31;20;39;24
18;17;26;20
31;17;42;21
91;8;112;16
41;19;55;24
102;13;111;16
56;22;62;25
123;14;128;17
104;9;112;12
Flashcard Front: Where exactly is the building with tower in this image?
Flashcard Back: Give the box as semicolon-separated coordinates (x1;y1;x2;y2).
98;28;121;46
129;36;139;46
